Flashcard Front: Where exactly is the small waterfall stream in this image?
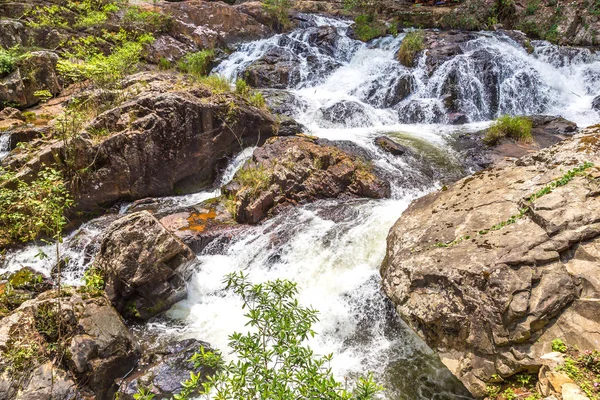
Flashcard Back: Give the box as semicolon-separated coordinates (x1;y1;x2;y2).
2;14;600;399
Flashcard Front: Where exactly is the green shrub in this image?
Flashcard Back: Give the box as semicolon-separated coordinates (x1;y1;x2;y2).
123;6;172;34
82;267;105;297
235;78;251;97
248;91;266;109
353;14;387;42
0;168;73;247
262;0;292;28
525;0;539;15
164;272;383;400
197;74;231;93
158;57;172;70
177;50;215;77
0;46;28;76
398;30;425;67
0;48;18;75
236;164;272;194
57;33;154;88
483;115;533;146
551;338;567;353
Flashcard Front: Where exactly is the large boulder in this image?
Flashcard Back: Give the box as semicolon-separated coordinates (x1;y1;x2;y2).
93;211;195;320
3;73;278;213
223;136;391;223
116;339;216;400
0;51;62;109
0;291;139;400
163;0;272;48
381;129;600;396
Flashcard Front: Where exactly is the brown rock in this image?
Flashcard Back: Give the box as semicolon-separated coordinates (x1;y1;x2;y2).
223;136;391;224
93;211;195;320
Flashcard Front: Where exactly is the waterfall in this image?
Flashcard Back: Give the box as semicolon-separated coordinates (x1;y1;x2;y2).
2;13;600;400
0;133;10;160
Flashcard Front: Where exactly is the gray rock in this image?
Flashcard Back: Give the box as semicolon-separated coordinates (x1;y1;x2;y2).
117;339;216;400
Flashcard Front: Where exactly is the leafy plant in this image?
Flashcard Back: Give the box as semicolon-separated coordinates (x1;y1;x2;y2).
0;168;73;247
197;74;231;93
0;46;23;75
158;57;172;71
236;164;272;194
483;115;533;146
123;6;172;34
353;14;387;42
177;50;215;78
262;0;292;29
34;90;53;103
58;33;154;89
552;338;567;353
82;267;105;297
398;30;425;67
167;272;383;400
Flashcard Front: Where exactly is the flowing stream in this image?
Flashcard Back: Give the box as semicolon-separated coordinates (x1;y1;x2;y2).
3;14;600;399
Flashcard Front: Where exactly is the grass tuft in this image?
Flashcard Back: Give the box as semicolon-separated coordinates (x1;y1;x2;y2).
398;30;425;67
483;115;533;146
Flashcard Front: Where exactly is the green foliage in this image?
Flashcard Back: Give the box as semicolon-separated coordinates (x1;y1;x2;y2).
26;0;123;29
34;302;61;343
177;50;215;78
0;46;25;75
58;33;154;89
0;168;73;247
0;340;39;373
236;164;272;194
525;0;539;15
559;351;600;399
353;14;387;42
248;91;266;109
197;75;232;93
123;6;172;34
235;79;267;109
34;90;53;102
483;115;533;146
552;338;567;353
262;0;292;29
398;30;425;67
168;272;383;400
133;387;155;400
545;24;559;43
82;267;105;297
158;57;172;71
528;162;594;202
503;388;516;400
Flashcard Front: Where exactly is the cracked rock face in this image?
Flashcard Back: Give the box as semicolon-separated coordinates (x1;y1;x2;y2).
380;129;600;396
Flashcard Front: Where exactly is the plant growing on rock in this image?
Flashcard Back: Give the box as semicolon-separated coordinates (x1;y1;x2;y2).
165;272;383;400
177;50;216;78
483;115;533;146
0;168;73;247
551;338;567;353
398;30;425;67
262;0;292;29
353;14;387;42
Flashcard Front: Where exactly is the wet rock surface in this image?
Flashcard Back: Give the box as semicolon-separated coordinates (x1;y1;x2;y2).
0;291;139;400
451;115;579;169
381;129;600;396
93;211;195;320
117;338;216;400
223;136;391;224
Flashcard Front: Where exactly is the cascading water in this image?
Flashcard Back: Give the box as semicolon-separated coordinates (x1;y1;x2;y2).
2;13;600;400
0;134;10;160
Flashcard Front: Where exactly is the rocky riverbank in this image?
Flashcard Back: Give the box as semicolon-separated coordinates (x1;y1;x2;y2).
381;127;600;397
